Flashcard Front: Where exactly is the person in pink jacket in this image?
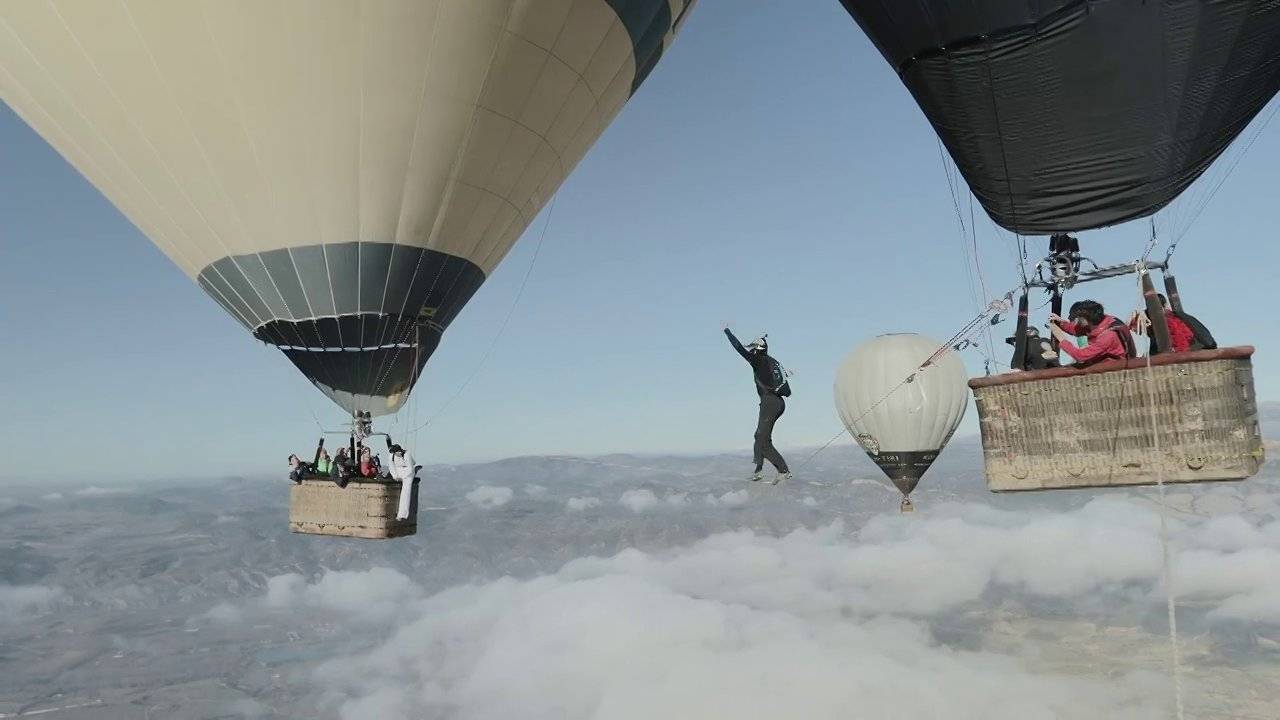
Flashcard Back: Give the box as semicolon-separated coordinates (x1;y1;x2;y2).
1048;300;1136;367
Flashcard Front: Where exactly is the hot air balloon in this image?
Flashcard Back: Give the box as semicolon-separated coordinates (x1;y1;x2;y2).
838;0;1280;234
833;334;968;512
2;1;698;539
0;0;697;420
837;0;1272;492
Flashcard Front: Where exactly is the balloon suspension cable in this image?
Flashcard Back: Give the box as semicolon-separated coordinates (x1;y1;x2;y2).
935;139;1000;370
1162;237;1181;268
971;197;1001;365
410;324;421;440
1135;269;1185;720
1142;217;1160;263
408;191;559;440
1171;98;1279;252
791;427;857;475
977;36;1028;293
793;291;1014;474
306;404;325;433
364;3;521;404
267;340;327;433
1017;234;1031;290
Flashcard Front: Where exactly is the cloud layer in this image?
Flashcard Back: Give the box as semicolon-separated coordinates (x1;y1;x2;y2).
465;486;514;509
0;584;65;622
215;496;1280;719
618;489;658;513
74;486;132;497
567;497;602;512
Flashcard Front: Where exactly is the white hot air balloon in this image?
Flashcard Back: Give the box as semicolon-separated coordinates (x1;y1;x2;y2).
0;0;697;418
833;333;968;511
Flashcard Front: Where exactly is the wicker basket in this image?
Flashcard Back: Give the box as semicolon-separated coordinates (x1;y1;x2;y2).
288;478;418;539
969;347;1264;492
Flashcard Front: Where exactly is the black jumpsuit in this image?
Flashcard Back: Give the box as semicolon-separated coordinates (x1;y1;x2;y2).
725;329;790;474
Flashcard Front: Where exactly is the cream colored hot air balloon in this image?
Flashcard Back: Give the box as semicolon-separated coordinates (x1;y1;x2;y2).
833;333;968;511
0;0;696;416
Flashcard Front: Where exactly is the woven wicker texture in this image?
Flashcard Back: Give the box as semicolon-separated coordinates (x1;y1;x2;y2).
288;479;418;539
973;355;1264;491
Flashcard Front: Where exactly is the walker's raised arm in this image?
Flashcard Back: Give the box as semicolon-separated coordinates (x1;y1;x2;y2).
724;328;750;361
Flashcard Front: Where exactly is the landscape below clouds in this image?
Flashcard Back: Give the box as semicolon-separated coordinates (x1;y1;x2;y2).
0;405;1277;719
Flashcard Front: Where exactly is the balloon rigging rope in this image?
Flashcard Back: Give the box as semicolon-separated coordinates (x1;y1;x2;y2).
1169;98;1279;257
968;196;1001;365
935;141;1005;373
793;292;1012;473
1135;269;1186;720
791;428;852;473
977;37;1029;290
407;192;559;440
366;2;517;405
938;141;988;319
305;404;324;434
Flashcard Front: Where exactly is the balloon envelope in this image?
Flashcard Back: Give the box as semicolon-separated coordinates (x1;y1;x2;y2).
0;0;696;415
833;334;968;496
839;0;1280;235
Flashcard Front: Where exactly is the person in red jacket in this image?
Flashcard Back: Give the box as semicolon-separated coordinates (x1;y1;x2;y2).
1048;300;1136;367
1128;294;1195;353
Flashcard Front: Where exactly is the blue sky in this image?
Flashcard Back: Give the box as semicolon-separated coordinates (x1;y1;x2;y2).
2;0;1277;482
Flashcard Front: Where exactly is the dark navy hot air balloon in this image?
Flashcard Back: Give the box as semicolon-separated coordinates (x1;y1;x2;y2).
839;0;1280;235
